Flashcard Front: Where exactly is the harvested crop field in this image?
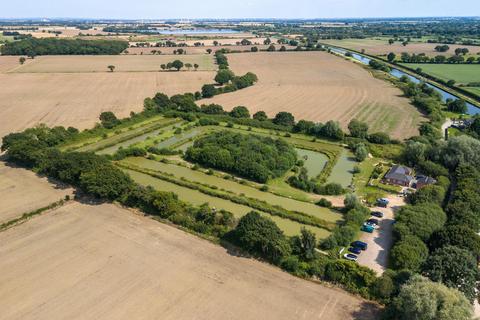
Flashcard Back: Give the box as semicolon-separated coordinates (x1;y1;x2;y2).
9;54;215;73
321;39;480;57
202;51;424;139
0;161;73;224
0;201;379;319
0;58;215;137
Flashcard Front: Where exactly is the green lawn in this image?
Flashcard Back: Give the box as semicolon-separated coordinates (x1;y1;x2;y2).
465;87;480;96
400;63;480;85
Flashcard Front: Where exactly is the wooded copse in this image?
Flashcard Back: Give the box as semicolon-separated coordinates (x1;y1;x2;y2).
0;38;129;56
185;131;297;183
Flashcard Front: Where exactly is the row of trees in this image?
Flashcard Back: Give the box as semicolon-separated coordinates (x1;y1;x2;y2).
1;38;129;56
397;52;480;64
160;60;199;71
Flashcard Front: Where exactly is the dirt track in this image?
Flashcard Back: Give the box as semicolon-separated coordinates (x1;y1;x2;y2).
0;201;380;320
201;51;423;139
0;161;73;224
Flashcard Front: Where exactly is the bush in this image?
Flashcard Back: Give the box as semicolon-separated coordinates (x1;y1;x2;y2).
315;182;344;195
316;198;332;208
390;236;428;271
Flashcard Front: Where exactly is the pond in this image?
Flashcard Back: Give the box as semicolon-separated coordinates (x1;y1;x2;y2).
123;168;330;239
121;157;342;223
327;150;356;188
97;123;180;155
295;148;329;179
328;46;480;115
155;128;202;149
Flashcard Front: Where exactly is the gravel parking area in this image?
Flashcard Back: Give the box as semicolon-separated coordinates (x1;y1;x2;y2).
356;195;405;274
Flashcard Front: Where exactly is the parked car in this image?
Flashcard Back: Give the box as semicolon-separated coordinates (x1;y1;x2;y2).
371;211;384;218
344;253;358;261
351;241;368;250
364;221;379;229
361;225;375;233
348;247;362;254
377;198;389;208
367;218;379;225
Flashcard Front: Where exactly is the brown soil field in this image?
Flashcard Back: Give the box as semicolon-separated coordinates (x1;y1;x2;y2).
0;56;25;72
0;161;73;224
322;39;480;57
125;44;294;55
0;62;214;137
16;27;110;38
9;54;215;73
201;52;424;139
0;201;379;320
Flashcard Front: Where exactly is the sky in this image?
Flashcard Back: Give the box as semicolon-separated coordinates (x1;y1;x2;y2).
1;0;479;20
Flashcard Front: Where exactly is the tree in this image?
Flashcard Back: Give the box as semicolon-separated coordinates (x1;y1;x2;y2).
79;165;133;200
19;57;26;65
160;64;166;71
99;111;119;129
354;144;368;162
185;63;192;71
394;204;447;242
292;228;317;261
233;211;291;263
391;275;472;320
251;46;259;52
408;185;445;206
230;106;250;118
387;52;396;62
213;41;219;46
171;60;184;71
201;84;216;98
404;141;426;166
447;99;467;114
279;46;287;52
367;132;390;144
344;193;360;210
253;111;268;121
390;236;429;271
206;48;212;54
267;44;276;52
193;63;199;71
423;246;479;302
273;112;295;127
442;135;480;169
214;69;235;85
153;92;171;109
428;225;480;258
107;65;115;72
348;119;369;138
200;103;224;114
388;39;394;45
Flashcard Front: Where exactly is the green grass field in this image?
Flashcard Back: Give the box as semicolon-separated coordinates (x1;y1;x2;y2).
401;63;480;85
465;87;480;96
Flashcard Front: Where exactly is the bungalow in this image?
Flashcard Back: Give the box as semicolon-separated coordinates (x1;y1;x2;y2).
383;165;414;187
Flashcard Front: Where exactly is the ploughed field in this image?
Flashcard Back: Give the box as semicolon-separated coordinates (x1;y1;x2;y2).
201;51;423;139
0;162;73;224
0;201;379;320
0;55;215;138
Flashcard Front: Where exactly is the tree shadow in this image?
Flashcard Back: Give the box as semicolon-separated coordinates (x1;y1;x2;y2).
350;301;383;320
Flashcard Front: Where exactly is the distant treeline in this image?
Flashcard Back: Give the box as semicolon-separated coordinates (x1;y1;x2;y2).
0;38;129;56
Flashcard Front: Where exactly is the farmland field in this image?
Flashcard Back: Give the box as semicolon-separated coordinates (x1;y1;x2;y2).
0;56;215;138
399;63;480;85
0;162;73;224
201;51;424;139
0;201;377;319
10;55;216;73
321;38;480;57
125;44;293;55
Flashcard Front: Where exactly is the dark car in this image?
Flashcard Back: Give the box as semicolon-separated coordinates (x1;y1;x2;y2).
348;247;362;254
367;218;379;225
371;211;384;218
351;240;368;251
